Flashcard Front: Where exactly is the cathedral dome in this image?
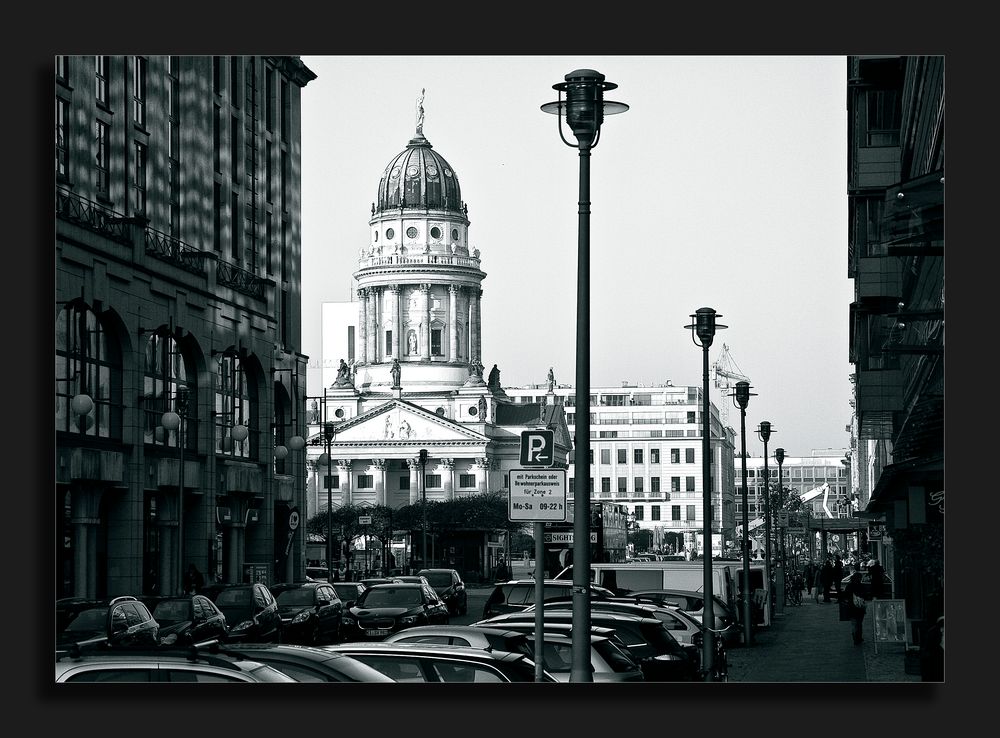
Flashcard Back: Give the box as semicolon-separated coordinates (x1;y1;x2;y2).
375;133;464;215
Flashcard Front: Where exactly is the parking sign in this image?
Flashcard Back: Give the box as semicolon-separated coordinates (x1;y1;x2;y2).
519;429;554;467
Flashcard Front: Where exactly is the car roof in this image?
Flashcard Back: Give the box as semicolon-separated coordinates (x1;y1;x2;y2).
418;568;460;574
326;642;530;664
366;582;424;589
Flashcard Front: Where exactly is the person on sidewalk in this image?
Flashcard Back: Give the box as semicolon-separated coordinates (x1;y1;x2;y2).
844;570;867;645
867;558;887;599
812;564;823;603
833;556;845;598
821;558;834;602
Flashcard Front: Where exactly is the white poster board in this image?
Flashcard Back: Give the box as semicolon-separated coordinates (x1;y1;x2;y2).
872;598;907;653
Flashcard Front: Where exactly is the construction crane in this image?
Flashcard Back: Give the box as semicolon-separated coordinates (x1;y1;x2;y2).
711;343;750;425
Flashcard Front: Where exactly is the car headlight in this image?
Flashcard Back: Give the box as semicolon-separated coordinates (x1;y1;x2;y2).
291;612;311;624
231;620;254;632
399;615;419;625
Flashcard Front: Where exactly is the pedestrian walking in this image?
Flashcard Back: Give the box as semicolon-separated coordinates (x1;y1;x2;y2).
820;558;834;602
833;556;845;598
843;570;867;645
183;563;204;595
812;563;823;603
867;558;887;599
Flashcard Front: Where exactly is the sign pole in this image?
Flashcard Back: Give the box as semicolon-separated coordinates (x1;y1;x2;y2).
534;521;544;682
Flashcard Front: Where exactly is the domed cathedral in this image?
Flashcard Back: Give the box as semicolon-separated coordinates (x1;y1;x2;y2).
354;110;485;394
306;97;571;581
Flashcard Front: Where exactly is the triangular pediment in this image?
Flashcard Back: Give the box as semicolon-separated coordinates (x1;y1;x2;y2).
326;399;488;444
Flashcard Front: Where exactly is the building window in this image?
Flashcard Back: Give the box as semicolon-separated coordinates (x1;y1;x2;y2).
265;213;273;274
56;303;118;439
93;120;110;197
231;192;240;260
213;56;222;94
634;477;644;494
230;56;240;107
132;56;146;127
650;448;660;464
600;448;611;465
686;505;696;521
651;477;660;494
634;506;644;521
601;478;611;493
685;448;695;464
280;79;290;142
687;411;696;424
671;477;681;492
634;449;643;464
266;67;275;131
215;350;252;458
399;476;410;490
56;99;69;180
265;140;273;203
670;448;680;464
132;141;147;215
588;449;594;465
95;55;110;107
617;477;627;494
357;475;374;489
651;505;661;521
686;477;695;492
56;55;69;82
213;183;222;252
168;61;180;238
141;330;193;449
617;449;626;464
426;474;442;488
231;115;240;184
866;88;901;146
385;330;393;355
672;506;681;521
431;328;443;356
459;474;476;488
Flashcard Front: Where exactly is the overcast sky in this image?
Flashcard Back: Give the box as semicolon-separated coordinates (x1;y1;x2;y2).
299;55;853;456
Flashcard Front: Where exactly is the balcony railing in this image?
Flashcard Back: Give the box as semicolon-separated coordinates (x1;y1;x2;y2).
145;228;206;275
357;253;482;269
216;261;265;299
56;187;131;245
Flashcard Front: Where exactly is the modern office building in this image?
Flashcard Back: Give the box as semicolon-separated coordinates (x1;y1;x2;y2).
503;379;736;558
305;115;570;579
846;56;944;640
56;55;316;599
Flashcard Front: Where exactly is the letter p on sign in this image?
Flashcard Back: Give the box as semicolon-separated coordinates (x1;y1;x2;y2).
520;430;554;467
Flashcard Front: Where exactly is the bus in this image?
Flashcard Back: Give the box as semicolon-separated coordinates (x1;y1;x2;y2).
541;501;628;578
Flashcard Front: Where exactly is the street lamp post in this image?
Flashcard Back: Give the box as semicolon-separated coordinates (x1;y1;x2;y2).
774;447;786;613
684;307;726;680
730;380;756;647
161;386;189;595
756;421;775;618
542;68;627;683
321;421;336;576
419;448;428;572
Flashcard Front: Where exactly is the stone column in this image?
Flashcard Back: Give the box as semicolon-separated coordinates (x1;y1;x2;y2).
470;287;481;361
442;458;455;501
373;458;387;506
339;460;353;507
407;457;420;505
421;283;431;360
357;288;368;365
367;288;379;363
448;284;458;361
475;456;489;495
390;286;401;359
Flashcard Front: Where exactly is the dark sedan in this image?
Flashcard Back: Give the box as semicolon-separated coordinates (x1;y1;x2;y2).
271;582;344;645
200;583;282;643
216;643;395;682
331;582;368;608
418;568;467;615
141;594;228;646
342;583;449;640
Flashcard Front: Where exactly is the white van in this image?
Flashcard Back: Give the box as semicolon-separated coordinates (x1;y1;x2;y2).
555;560;770;627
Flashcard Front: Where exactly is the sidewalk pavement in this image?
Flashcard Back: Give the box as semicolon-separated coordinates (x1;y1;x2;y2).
726;594;919;682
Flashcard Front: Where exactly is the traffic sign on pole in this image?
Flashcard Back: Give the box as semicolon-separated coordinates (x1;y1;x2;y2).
519;430;554;467
508;469;567;521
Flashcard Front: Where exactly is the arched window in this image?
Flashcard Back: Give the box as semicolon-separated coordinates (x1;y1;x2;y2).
142;329;194;450
55;301;119;437
215;350;252;458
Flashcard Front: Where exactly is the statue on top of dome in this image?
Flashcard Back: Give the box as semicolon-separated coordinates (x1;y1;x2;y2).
416;88;425;135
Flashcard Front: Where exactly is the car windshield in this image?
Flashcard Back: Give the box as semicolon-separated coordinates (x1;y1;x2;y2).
358;587;422;608
425;573;453;587
214;588;252;607
333;585;360;598
152;600;191;623
276;589;315;606
63;608;106;633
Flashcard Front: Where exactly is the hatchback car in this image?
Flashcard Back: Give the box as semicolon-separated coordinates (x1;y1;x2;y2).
325;642;556;682
331;581;368;608
528;598;703;647
56;596;160;650
342;582;449;640
388;624;643;682
140;594;228;646
200;582;282;643
481;579;616;620
215;643;395;682
474;610;700;682
629;588;740;645
55;648;296;682
418;568;468;615
271;582;344;645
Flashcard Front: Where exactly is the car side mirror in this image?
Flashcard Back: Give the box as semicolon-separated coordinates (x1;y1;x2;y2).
317;597;330;606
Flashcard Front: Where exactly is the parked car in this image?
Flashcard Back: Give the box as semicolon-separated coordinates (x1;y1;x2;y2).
140;594;229;646
305;566;331;582
388;624;644;683
342;582;449;640
418;568;468;615
394;575;431;586
481;579;617;620
628;588;740;644
359;577;403;588
474;609;700;682
527;598;703;647
331;581;368;608
271;582;344;645
56;596;160;650
325;642;555;682
55;647;296;682
214;643;394;682
200;582;282;643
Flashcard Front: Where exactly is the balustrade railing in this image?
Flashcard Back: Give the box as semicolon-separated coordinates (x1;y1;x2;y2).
216;260;265;299
56;187;131;245
145;228;206;275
